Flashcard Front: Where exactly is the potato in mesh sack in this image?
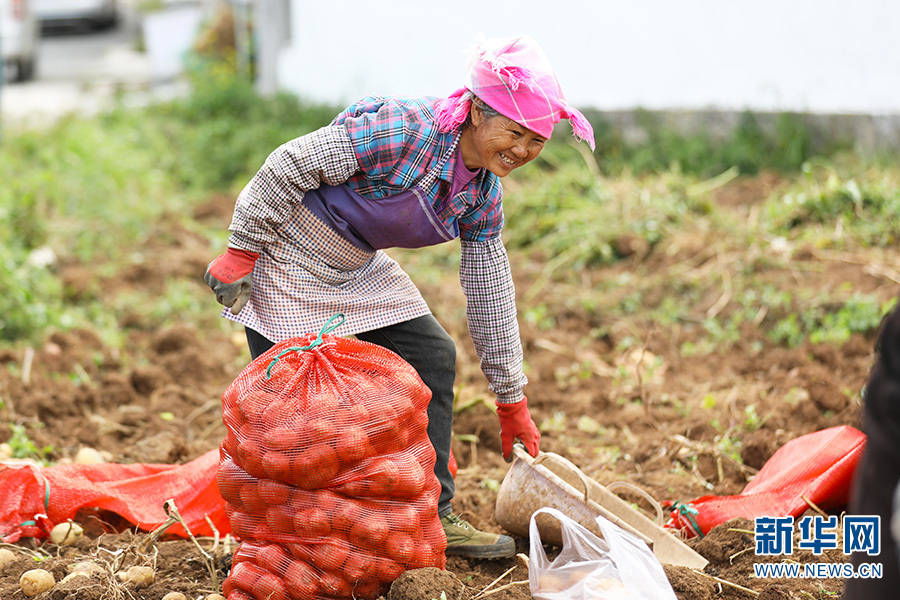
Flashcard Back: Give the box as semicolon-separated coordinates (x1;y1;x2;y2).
217;318;446;599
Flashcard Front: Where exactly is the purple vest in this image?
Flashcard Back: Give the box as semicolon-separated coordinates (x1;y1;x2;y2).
303;137;480;252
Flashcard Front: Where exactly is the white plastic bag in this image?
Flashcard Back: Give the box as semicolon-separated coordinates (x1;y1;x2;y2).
529;507;677;600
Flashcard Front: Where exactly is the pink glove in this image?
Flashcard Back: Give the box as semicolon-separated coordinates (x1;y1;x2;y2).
496;397;541;461
203;248;259;314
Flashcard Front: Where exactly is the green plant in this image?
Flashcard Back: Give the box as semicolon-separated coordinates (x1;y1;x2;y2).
769;314;806;347
773;112;813;169
480;479;500;492
577;108;838;177
808;295;892;344
539;411;567;433
769;295;894;347
744;404;762;430
769;314;805;347
769;166;900;247
576;416;605;435
0;254;63;342
716;435;742;463
592;445;622;466
523;303;556;330
680;340;715;357
8;424;53;464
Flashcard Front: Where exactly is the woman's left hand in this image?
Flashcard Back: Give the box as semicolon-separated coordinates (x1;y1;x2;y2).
496;397;541;461
204;247;258;314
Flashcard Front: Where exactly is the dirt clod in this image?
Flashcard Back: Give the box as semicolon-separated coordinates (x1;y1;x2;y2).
388;567;467;600
663;566;715;600
694;518;755;565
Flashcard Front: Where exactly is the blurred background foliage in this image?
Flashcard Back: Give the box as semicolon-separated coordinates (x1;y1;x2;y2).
1;34;898;351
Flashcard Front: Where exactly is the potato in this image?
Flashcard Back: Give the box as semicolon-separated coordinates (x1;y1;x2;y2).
119;565;154;587
205;595;227;600
74;447;104;465
68;560;104;575
162;593;187;600
61;571;91;584
0;548;17;570
20;569;55;597
0;442;12;460
49;521;83;545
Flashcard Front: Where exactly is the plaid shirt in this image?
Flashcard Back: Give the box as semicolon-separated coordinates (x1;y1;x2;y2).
335;96;505;243
227;97;526;403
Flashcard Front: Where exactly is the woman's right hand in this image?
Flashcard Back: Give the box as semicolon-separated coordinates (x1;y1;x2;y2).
203;248;259;314
496;397;541;461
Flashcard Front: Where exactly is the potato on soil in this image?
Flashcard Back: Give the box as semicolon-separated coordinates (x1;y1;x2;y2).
49;521;84;545
61;571;91;584
0;547;17;569
118;565;154;586
205;595;226;600
162;593;188;600
74;447;105;464
20;568;55;597
68;560;104;575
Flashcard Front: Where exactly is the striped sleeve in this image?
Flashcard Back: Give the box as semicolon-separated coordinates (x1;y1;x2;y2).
228;124;359;252
459;236;528;403
336;96;437;190
337;98;404;180
458;173;504;242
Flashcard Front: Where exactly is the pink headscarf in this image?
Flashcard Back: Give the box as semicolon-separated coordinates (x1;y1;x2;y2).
435;35;595;150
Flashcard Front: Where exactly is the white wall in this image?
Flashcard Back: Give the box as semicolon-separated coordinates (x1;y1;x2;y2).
276;0;900;114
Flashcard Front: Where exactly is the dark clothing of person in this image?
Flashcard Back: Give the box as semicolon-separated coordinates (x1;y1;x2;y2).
844;299;900;600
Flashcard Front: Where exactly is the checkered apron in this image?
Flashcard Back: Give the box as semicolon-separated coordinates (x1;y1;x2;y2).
224;138;461;342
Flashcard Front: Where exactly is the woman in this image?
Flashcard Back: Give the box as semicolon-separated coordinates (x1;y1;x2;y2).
204;35;594;559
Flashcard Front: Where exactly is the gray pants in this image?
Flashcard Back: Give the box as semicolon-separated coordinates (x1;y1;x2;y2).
245;314;456;516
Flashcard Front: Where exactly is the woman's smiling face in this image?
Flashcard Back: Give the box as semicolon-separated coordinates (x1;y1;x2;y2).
461;102;547;177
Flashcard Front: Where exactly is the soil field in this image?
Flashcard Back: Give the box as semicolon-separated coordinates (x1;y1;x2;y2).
0;175;892;599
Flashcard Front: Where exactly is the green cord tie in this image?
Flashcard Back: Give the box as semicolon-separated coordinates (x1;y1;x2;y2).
17;474;51;530
266;313;346;379
669;501;704;538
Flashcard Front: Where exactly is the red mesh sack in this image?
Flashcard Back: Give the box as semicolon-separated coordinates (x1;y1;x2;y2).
663;425;866;537
218;315;446;600
0;450;228;544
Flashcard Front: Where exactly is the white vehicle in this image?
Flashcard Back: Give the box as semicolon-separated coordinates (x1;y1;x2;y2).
1;0;39;81
32;0;117;28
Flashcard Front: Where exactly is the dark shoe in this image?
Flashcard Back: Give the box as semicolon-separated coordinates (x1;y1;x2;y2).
441;513;516;559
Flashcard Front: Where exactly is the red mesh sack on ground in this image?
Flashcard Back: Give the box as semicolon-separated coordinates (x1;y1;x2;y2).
664;425;866;537
218;315;446;600
0;450;228;543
